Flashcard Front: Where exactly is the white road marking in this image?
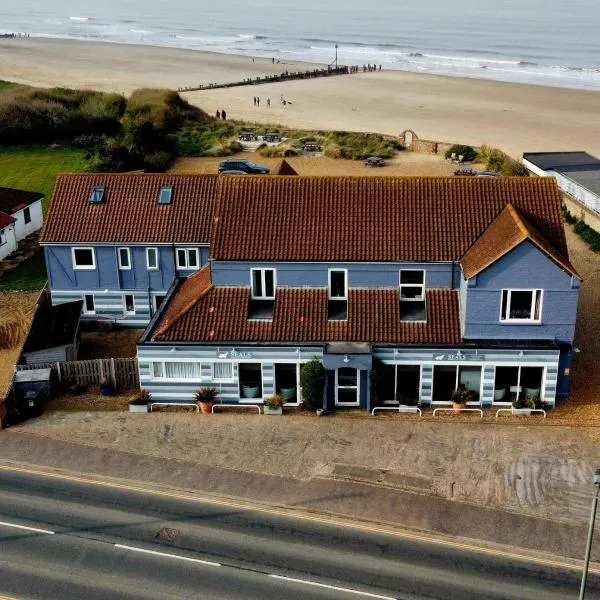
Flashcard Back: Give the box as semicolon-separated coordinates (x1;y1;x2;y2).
268;574;397;599
114;544;221;567
0;521;54;535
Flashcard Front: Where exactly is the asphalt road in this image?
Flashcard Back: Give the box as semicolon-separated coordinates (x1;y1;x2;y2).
0;467;598;600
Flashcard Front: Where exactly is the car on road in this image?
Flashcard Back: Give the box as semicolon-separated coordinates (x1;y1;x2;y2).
476;171;503;177
218;159;270;174
219;170;248;175
453;168;476;176
364;156;385;167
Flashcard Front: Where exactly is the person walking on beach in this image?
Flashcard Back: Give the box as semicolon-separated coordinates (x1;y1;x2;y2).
215;109;220;120
267;97;271;107
221;109;227;120
253;96;257;107
280;94;284;104
257;97;260;107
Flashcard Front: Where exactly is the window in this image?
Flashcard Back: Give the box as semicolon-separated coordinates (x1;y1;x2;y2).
213;362;233;381
152;295;166;313
147;248;158;270
158;186;173;205
500;289;542;322
124;294;135;315
152;362;202;380
0;229;5;245
494;366;544;404
336;367;359;406
176;248;199;270
377;364;421;404
400;270;426;322
83;294;95;314
72;247;96;270
328;269;348;321
432;364;482;403
239;363;263;400
89;186;105;204
251;268;276;299
275;363;299;403
23;207;31;224
118;247;131;270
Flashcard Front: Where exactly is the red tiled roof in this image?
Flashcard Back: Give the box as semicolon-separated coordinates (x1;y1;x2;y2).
211;176;569;263
0;187;44;215
0;212;15;229
152;287;461;344
40;174;218;244
461;204;578;279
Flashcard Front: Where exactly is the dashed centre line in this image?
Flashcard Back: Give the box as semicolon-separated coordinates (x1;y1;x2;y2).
269;574;398;599
0;521;55;535
114;544;221;567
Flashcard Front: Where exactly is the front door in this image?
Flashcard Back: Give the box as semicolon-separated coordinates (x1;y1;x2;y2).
335;367;359;406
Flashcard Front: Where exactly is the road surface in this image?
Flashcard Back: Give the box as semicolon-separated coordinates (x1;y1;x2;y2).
0;465;597;599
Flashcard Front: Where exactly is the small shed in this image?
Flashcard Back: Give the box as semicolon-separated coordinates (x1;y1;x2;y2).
21;298;82;365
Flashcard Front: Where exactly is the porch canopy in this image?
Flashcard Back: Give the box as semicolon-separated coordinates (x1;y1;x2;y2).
324;342;372;370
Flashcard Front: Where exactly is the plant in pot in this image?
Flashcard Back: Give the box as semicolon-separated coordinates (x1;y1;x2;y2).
450;386;475;413
99;376;112;396
129;389;152;413
264;394;284;415
195;387;219;414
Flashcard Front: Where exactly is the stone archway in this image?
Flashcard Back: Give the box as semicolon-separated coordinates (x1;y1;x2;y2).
399;129;419;149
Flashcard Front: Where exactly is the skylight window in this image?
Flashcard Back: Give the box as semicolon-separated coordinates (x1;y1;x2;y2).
158;187;173;205
89;186;105;204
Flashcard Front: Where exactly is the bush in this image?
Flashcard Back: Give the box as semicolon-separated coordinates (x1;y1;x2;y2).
562;205;578;225
573;219;600;252
444;144;477;162
300;359;327;411
502;161;529;176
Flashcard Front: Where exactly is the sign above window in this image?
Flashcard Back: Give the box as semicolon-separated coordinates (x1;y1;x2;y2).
433;351;485;361
217;348;253;359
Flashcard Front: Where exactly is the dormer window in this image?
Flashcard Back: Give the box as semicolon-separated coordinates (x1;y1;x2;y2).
249;268;275;320
158;186;173;205
89;186;105;204
400;269;426;321
328;269;347;321
500;289;542;323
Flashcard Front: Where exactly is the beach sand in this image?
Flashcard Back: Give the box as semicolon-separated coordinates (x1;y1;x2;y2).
1;37;599;158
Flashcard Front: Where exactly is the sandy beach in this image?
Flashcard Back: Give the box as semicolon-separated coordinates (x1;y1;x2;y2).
1;37;599;158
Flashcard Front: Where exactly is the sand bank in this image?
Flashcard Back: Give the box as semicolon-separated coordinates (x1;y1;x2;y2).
1;37;599;158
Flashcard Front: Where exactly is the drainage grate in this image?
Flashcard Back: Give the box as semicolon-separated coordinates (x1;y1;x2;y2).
157;527;180;543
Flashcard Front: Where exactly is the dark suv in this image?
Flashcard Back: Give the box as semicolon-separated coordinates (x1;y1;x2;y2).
218;159;270;174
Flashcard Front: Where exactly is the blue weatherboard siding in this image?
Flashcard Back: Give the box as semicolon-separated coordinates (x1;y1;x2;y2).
463;241;579;343
211;261;459;289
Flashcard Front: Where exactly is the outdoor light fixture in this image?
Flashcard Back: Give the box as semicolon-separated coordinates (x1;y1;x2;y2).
579;468;600;599
343;355;350;363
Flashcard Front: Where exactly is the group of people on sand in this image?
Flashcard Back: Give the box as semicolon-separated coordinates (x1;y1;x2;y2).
215;109;227;120
253;95;289;107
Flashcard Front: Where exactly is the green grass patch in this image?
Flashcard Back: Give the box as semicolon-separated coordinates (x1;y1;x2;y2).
0;249;47;291
0;80;16;92
0;146;88;210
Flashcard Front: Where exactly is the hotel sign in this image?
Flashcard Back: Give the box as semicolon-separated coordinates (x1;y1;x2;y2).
217;348;253;359
433;351;485;361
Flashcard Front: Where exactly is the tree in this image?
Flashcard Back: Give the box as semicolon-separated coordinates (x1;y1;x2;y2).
300;359;326;411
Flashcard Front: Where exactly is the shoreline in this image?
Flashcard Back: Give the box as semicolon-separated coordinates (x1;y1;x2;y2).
1;37;600;158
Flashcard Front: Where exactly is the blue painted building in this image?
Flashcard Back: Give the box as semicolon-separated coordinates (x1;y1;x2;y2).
138;176;580;410
40;174;217;326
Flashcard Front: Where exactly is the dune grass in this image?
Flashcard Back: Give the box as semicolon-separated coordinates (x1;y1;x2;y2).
0;80;16;92
0;146;88;210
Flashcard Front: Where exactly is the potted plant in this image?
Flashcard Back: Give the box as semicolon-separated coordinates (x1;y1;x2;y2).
264;394;284;415
99;376;112;396
129;389;152;413
450;386;475;413
512;395;532;415
195;387;219;414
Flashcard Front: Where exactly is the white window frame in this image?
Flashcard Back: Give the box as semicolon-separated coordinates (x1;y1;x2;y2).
175;247;200;270
335;367;360;406
431;363;484;405
492;365;547;405
23;207;31;224
250;268;276;300
328;269;348;300
118;247;131;270
212;362;234;382
152;293;166;313
151;360;203;382
146;247;159;270
500;289;543;324
399;269;425;301
123;294;136;315
72;247;96;270
82;294;95;315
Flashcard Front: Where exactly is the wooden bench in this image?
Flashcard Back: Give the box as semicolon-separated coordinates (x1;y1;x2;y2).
239;132;258;142
211;403;262;414
303;143;322;152
263;133;282;143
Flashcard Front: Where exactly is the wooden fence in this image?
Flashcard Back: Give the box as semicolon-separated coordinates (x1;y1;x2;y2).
16;358;139;391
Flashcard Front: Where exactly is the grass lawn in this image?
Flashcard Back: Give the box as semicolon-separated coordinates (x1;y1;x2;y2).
0;146;88;210
0;80;16;92
0;249;47;291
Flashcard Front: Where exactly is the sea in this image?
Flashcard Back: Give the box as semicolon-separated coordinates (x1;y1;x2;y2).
1;0;600;91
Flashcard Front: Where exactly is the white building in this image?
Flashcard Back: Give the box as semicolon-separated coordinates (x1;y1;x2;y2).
0;187;44;261
522;152;600;213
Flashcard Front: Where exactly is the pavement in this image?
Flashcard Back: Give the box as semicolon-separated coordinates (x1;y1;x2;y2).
0;428;598;564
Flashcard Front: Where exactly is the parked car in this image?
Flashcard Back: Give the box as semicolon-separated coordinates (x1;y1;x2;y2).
453;168;476;176
218;159;270;174
476;171;503;177
219;170;248;175
364;156;385;167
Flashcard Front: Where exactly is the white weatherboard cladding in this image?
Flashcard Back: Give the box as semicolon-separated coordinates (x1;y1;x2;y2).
138;346;323;402
373;347;560;406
